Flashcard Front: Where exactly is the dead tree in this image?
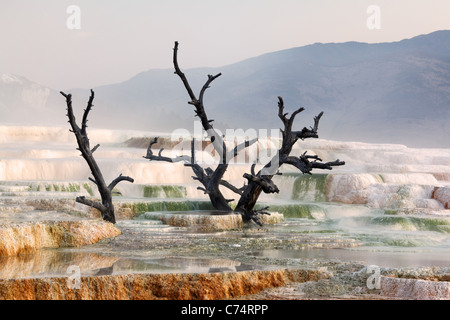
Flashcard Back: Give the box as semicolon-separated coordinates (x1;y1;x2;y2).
145;135;255;211
61;90;134;224
146;42;345;225
235;97;345;224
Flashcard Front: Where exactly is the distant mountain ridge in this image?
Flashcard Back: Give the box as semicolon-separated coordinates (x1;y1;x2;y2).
1;30;450;148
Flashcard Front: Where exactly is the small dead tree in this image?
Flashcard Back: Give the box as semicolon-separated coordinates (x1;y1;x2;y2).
146;42;345;225
234;97;345;224
61;90;134;224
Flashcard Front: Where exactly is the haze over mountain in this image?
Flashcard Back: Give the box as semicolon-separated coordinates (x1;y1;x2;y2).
1;30;450;148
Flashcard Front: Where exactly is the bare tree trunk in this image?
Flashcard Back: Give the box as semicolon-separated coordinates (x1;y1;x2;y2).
61;90;134;224
145;42;255;211
146;42;345;226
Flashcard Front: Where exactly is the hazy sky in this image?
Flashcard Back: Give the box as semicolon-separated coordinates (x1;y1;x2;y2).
1;0;450;90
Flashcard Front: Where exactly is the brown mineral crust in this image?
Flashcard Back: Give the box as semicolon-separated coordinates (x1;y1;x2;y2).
0;268;329;300
0;220;121;257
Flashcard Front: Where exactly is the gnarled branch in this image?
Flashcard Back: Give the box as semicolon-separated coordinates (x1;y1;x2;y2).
243;173;279;194
144;137;190;163
219;180;246;196
76;196;107;213
108;174;135;192
280;151;344;175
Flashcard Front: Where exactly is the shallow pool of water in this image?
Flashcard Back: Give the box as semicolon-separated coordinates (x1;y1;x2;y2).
252;247;450;268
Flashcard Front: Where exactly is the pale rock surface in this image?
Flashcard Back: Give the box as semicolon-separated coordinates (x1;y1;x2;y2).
143;212;284;231
433;187;450;209
380;276;450;300
325;174;383;204
325;173;448;212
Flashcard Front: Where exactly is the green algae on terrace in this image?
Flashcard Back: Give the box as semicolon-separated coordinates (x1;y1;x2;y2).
291;174;328;202
143;185;187;198
258;203;325;219
370;216;450;233
118;200;215;217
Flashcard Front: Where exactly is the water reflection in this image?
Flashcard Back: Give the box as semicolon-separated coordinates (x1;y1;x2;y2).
0;249;262;280
0;250;119;279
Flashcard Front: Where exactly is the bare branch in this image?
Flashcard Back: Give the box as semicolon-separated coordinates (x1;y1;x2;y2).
143;137;210;192
199;74;222;108
144;137;158;159
144;137;190;163
311;159;346;170
108;174;134;192
243;173;279;194
197;186;210;194
280;152;345;174
227;137;258;161
91;144;100;153
173;42;221;131
61;91;80;137
292;111;324;140
173;41;226;159
278;96;287;126
81;89;95;135
76;196;107;213
288;107;306;128
219;179;245;195
173;41;197;103
190;138;196;164
313;111;324;132
277;96;305;133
